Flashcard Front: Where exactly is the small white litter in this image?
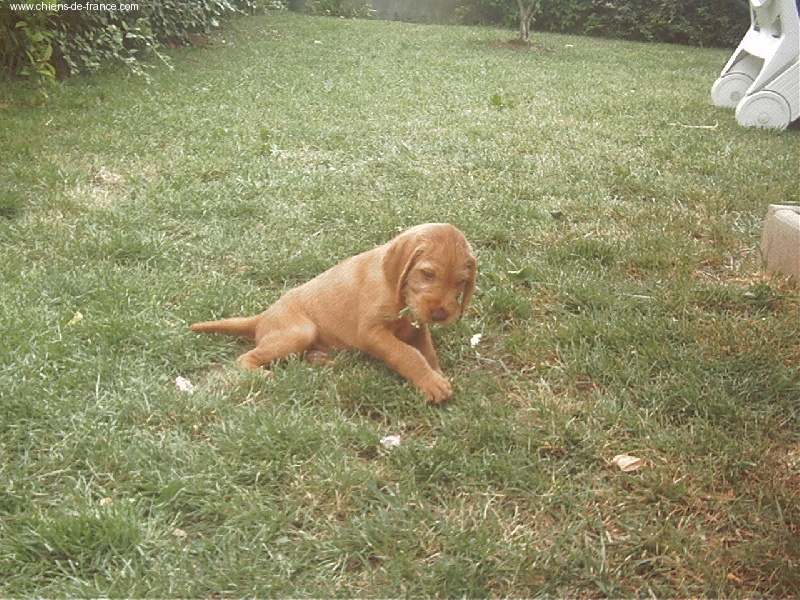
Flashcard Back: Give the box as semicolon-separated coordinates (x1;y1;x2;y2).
380;434;403;448
612;454;646;473
175;376;195;395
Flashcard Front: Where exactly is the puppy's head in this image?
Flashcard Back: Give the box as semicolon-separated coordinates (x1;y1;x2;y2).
382;223;476;326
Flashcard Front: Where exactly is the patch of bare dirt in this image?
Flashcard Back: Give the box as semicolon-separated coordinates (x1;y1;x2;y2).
490;39;554;52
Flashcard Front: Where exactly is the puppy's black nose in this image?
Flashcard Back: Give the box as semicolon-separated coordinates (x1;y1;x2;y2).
430;308;449;322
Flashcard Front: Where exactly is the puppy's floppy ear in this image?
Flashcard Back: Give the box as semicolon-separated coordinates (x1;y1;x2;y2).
461;256;477;313
382;230;425;304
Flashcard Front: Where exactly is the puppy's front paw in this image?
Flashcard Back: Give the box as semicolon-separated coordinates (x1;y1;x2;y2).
421;372;453;404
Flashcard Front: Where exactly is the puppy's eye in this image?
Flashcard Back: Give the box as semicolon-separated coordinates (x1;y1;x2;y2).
421;270;436;280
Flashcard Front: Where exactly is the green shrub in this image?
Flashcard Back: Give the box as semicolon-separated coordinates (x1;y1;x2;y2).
52;8;159;77
0;7;57;83
304;0;375;18
537;0;750;47
1;0;272;80
142;0;262;44
453;0;517;28
455;0;751;47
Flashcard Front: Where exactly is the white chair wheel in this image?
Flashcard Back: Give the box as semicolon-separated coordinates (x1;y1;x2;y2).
711;73;755;108
735;90;792;129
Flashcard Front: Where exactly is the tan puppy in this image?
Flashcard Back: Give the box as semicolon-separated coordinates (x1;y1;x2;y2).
190;223;477;403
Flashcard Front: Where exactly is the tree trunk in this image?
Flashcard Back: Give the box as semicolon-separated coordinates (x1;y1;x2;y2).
516;0;540;43
519;15;530;42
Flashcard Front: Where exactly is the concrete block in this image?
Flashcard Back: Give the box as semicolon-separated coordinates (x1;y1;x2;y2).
761;205;800;280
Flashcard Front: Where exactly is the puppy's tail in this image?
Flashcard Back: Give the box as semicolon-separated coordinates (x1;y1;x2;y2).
190;315;259;339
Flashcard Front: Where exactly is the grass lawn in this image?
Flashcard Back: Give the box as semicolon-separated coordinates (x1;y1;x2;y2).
1;10;799;597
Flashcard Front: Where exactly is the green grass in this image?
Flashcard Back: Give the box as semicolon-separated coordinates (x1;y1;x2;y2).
1;10;799;597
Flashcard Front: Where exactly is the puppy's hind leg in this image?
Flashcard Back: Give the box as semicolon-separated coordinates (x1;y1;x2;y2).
237;316;318;371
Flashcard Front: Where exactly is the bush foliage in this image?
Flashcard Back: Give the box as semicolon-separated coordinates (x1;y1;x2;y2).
1;0;276;81
455;0;751;47
0;0;753;84
1;7;58;82
303;0;375;19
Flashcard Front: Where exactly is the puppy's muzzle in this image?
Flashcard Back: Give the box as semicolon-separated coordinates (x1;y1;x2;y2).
430;308;451;323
